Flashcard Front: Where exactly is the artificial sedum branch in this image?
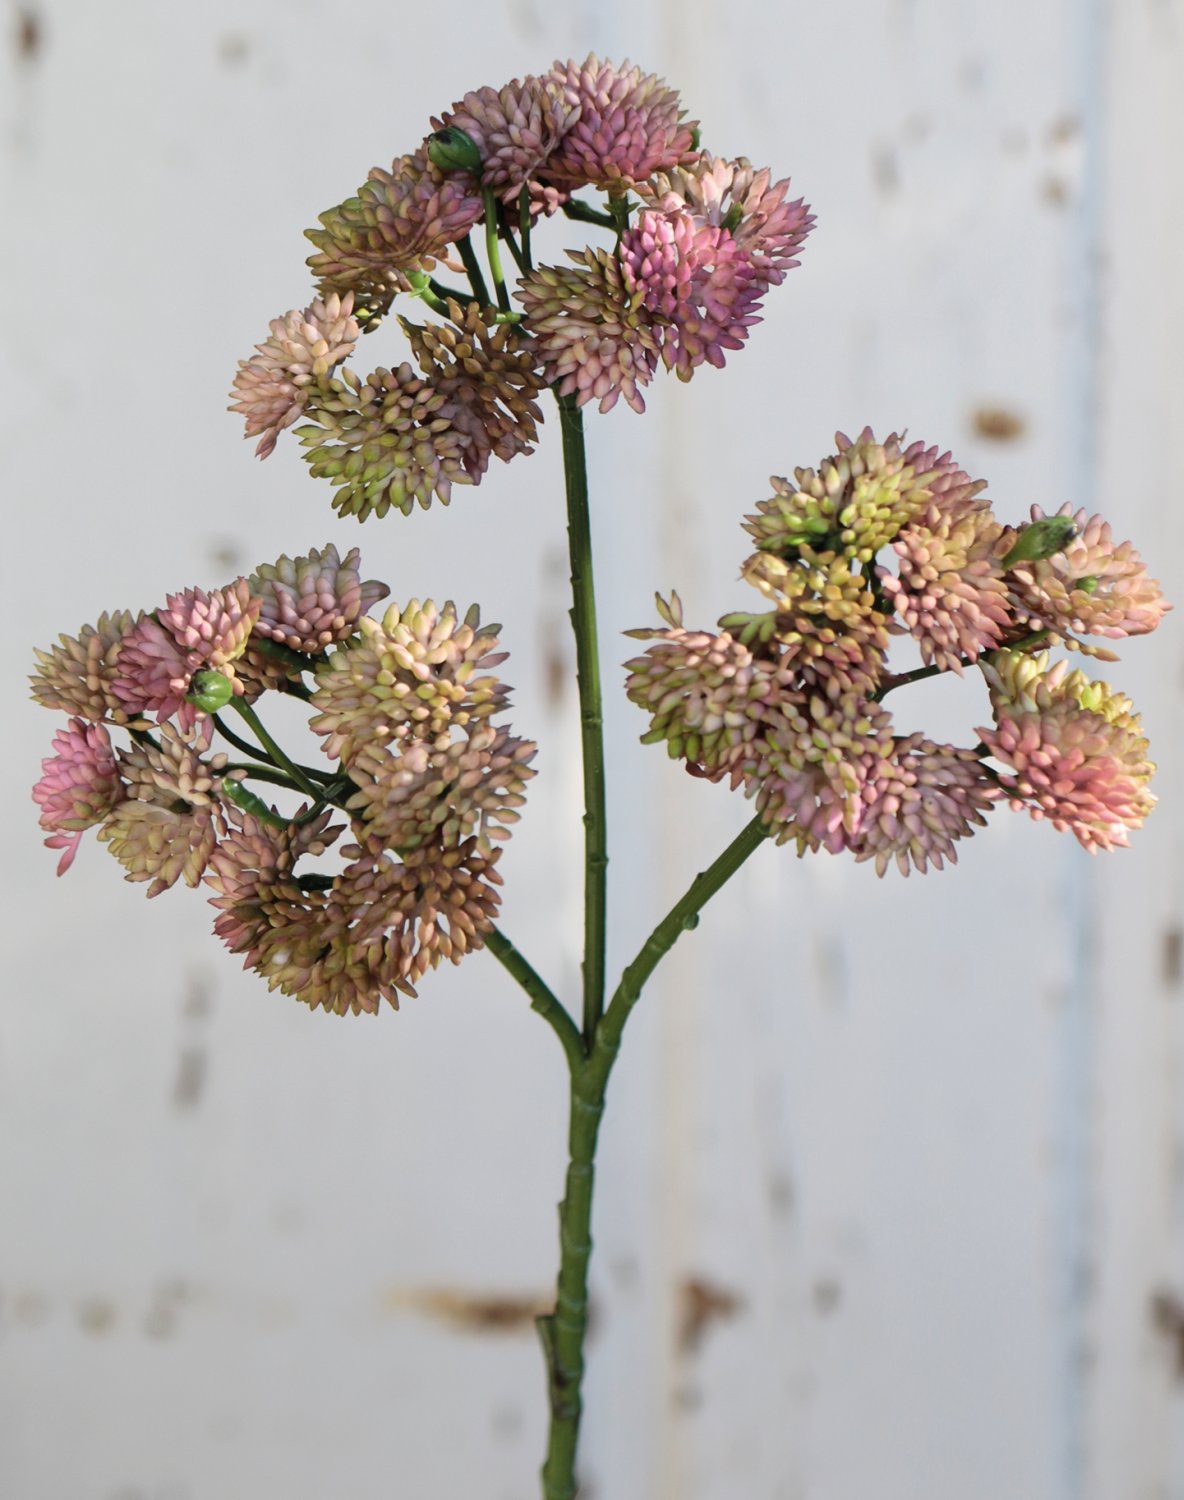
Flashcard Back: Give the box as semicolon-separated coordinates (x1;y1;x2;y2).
30;51;1170;1500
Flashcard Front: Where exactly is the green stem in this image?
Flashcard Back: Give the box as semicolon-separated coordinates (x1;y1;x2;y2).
538;1071;604;1500
497;203;527;274
555;391;608;1043
429;277;475;307
561;199;616;230
874;630;1051;702
485;928;583;1072
519;186;533;271
228;699;323;803
456;234;491;308
538;814;770;1498
588;814;770;1092
483;188;512;313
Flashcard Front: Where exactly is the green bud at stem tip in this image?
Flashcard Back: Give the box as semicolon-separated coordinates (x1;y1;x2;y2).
1000;515;1078;570
427;127;482;175
187;670;234;712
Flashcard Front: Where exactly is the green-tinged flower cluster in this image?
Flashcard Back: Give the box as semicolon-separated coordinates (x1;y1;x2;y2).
626;428;1169;870
229;56;812;508
31;547;536;1012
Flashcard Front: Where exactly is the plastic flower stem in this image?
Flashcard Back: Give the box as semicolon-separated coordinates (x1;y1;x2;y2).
485;927;584;1071
213;714;336;786
591;814;770;1086
555;390;608;1042
561;199;616;230
482;188;513;313
213;712;283;765
227;699;323;803
429;277;475;306
519;186;533;270
222;762;307;791
456;234;491;308
496;204;527;274
874;630;1051;702
412;281;452;317
538;813;770;1498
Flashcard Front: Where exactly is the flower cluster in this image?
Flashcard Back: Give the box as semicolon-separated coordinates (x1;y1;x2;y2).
231;56;812;497
31;545;535;1012
626;428;1167;871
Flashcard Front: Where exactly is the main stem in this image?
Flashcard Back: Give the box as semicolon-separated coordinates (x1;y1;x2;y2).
538;817;771;1499
555;391;608;1043
538;391;768;1500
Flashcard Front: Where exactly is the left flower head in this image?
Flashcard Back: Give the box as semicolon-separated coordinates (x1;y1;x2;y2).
30;544;537;1015
229;57;813;509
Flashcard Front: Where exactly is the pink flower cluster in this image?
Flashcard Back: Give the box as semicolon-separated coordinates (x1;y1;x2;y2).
31;546;536;1012
230;56;813;510
626;429;1168;871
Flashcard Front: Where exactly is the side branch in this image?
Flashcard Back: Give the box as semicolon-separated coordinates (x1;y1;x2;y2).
486;927;584;1072
589;814;770;1086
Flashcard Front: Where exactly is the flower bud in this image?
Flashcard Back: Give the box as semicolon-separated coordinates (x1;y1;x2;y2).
188;670;235;712
1001;515;1078;569
427;127;482;175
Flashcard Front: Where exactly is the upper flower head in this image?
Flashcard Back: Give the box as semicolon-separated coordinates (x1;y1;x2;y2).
620;207;763;379
744;430;987;565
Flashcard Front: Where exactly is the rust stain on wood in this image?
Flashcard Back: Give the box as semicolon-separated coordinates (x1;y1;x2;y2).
386;1286;552;1333
1162;927;1182;988
677;1276;744;1354
971;405;1027;442
1150;1289;1184;1379
813;1277;843;1316
14;8;42;61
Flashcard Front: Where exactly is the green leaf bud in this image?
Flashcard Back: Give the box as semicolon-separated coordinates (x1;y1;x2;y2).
427;127;482;175
1000;515;1078;570
188;670;234;713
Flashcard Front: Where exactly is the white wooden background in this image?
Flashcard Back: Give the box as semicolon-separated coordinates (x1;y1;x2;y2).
2;2;1182;1497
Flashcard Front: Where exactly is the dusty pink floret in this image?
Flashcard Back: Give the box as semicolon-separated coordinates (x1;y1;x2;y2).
621;209;763;378
33;718;124;875
230;293;359;459
544;55;698;190
1007;503;1170;645
431;74;578;207
850;738;997;876
250;544;389;654
306;149;484;310
881;500;1012;672
112;579;260;724
978;655;1155;851
640;153;814;285
518;248;661;413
